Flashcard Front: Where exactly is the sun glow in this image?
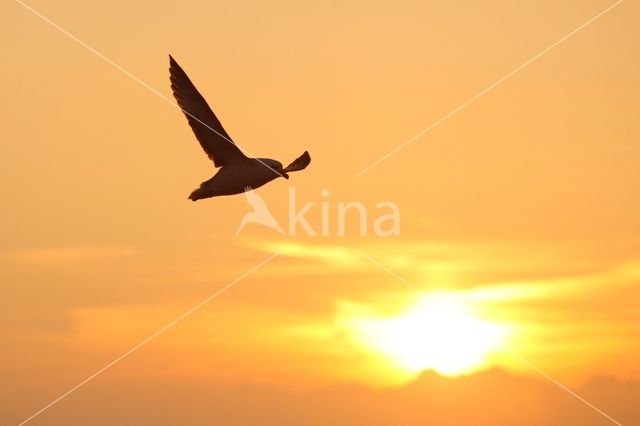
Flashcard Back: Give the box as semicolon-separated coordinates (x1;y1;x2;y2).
346;293;509;377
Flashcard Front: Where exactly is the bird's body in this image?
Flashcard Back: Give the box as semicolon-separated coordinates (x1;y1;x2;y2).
169;55;310;201
189;158;284;200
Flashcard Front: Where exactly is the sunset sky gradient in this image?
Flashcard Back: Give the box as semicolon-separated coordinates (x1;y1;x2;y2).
2;0;639;424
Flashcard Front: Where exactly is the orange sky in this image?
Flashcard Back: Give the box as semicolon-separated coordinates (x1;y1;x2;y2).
1;0;639;424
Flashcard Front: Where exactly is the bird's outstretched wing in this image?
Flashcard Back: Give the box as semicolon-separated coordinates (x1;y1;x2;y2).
284;151;311;173
169;55;246;167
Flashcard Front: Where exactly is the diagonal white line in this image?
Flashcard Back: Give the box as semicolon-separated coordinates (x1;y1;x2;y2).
508;350;623;426
356;249;424;293
14;0;284;178
355;249;624;426
356;0;624;176
16;251;281;426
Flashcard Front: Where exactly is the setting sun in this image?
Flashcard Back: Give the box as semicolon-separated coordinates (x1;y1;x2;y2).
347;293;509;377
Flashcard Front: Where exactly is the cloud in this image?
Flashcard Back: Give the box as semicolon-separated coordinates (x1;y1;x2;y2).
4;369;637;425
5;246;137;264
245;239;360;266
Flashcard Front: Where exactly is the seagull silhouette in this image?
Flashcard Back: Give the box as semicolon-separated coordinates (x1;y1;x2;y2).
236;186;284;235
169;55;311;201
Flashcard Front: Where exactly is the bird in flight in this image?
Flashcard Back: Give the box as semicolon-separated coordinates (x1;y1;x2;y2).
169;55;311;201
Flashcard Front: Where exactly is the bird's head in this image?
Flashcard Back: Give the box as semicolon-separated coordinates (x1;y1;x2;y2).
259;158;289;179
